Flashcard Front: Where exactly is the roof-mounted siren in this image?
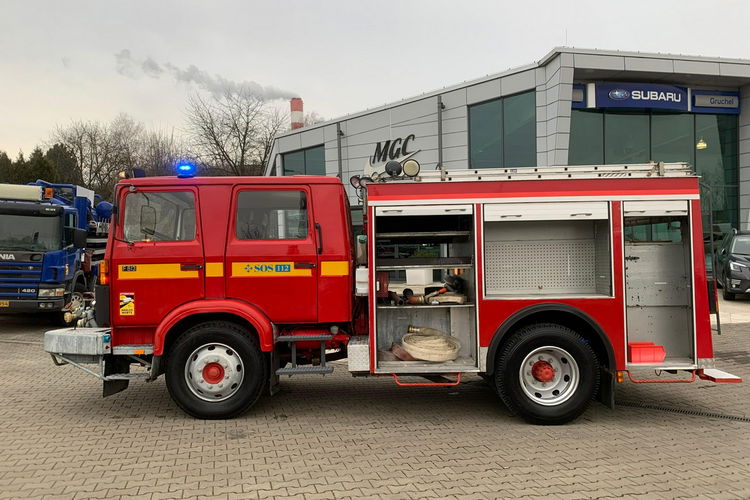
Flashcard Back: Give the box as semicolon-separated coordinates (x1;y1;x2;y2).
176;162;197;178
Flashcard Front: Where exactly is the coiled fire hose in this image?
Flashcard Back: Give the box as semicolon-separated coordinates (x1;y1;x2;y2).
401;325;461;362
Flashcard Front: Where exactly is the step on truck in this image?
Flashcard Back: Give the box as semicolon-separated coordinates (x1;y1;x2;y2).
0;180;110;322
44;161;741;424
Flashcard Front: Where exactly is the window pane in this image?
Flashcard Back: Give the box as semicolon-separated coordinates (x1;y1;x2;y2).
696;114;738;229
503;91;536;167
304;145;325;175
123;191;195;242
469;99;502;168
624;216;684;243
569;110;604;165
604;112;649;164
651;113;694;164
236;191;308;240
282;150;305;176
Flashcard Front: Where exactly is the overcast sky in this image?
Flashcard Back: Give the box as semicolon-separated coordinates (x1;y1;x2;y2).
1;0;749;155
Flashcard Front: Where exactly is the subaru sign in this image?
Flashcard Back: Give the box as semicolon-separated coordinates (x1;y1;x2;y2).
596;83;688;111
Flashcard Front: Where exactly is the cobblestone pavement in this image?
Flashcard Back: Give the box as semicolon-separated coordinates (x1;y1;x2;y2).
0;314;748;500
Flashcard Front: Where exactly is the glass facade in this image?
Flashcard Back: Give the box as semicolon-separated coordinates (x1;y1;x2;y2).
569;108;739;229
282;145;325;176
469;91;536;169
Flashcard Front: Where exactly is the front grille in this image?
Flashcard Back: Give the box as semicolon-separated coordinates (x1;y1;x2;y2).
0;261;41;299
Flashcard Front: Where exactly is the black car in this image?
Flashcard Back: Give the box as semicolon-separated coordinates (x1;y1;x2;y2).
715;229;750;300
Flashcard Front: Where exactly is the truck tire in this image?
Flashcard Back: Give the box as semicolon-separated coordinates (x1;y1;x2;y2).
165;321;267;419
495;323;599;425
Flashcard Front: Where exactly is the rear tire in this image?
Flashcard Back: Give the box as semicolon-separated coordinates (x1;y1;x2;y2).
495;323;599;425
165;321;267;419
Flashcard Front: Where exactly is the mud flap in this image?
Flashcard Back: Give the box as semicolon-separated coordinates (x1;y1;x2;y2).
597;369;615;409
103;355;130;397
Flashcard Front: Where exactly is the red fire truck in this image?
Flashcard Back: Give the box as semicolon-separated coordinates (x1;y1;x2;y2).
44;161;741;424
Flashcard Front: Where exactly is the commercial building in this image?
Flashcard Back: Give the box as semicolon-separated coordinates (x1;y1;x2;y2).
265;47;750;231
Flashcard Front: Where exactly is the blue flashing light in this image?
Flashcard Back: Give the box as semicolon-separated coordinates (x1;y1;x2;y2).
176;163;196;178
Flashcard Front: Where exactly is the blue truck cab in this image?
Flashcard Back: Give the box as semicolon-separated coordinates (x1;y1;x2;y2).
0;180;110;322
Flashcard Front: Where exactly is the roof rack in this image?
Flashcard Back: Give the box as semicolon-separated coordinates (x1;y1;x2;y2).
413;162;695;182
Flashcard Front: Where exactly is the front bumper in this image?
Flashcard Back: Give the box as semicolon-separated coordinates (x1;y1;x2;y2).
44;327;112;363
725;273;750;293
0;297;65;312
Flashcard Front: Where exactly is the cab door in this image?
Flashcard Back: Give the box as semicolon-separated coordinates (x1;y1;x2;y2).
111;187;204;327
225;186;318;323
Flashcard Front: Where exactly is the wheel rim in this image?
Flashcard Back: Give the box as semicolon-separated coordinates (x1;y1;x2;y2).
69;292;84;311
184;343;244;402
519;345;580;406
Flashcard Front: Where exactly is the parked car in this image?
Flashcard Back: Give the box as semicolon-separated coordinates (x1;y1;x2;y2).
715;229;750;300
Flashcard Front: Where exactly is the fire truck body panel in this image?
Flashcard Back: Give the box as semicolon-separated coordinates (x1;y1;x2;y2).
44;163;741;424
365;175;710;375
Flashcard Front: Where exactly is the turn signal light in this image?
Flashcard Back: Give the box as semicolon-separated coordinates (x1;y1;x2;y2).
616;371;624;383
99;260;109;286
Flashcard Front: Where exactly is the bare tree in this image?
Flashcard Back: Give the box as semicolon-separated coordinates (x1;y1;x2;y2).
52;114;185;198
185;89;288;176
303;111;325;127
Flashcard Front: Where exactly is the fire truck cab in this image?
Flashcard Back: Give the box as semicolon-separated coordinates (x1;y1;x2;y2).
44;162;741;424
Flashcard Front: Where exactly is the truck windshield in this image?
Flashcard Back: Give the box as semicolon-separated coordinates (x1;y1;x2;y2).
0;214;62;251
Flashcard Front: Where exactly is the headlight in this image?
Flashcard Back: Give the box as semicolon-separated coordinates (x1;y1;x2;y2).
38;288;65;297
729;261;747;272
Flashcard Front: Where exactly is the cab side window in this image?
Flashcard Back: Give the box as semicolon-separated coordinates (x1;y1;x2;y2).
236;190;308;240
123;191;196;242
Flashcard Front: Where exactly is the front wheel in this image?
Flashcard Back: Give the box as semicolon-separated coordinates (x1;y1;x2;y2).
495;323;599;425
165;321;267;419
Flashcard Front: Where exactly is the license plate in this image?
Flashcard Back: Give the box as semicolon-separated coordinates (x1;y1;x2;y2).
0;301;9;307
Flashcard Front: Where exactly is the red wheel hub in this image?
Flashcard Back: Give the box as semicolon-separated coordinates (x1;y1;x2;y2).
531;360;555;383
202;362;225;384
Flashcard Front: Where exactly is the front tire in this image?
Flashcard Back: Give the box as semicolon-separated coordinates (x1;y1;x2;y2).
165;321;267;419
495;323;599;425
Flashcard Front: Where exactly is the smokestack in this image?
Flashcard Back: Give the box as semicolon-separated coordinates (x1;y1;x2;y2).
290;97;303;129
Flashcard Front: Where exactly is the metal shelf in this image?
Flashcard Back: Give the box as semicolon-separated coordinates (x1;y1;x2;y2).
376;257;472;270
376;304;475;309
376;230;471;240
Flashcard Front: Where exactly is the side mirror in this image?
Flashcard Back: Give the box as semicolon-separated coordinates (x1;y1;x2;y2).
73;228;87;249
140;206;156;236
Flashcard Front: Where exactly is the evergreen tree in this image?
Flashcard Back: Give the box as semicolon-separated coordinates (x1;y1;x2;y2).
45;143;79;185
0;151;11;183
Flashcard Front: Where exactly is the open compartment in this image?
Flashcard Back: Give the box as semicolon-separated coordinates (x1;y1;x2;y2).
372;205;478;373
483;202;612;297
623;201;695;367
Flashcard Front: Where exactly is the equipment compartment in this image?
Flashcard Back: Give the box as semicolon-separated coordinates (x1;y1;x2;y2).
483;218;612;297
372;209;478;373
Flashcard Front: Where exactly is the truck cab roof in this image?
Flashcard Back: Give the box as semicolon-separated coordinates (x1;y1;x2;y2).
120;175;343;187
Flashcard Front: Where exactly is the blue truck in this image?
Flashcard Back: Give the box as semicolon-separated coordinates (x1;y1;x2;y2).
0;180;111;323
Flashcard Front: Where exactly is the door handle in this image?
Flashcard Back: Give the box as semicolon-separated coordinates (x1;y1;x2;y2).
180;264;204;271
294;262;317;269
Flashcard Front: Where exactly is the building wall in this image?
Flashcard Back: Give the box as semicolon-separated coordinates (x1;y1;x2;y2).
268;48;750;228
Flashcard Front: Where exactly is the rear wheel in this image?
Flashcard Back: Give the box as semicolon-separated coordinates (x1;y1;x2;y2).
495;323;599;425
165;321;267;419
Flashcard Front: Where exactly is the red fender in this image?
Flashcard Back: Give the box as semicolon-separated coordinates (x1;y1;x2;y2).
154;299;275;355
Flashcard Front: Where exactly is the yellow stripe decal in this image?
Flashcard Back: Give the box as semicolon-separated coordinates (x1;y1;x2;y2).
205;262;224;277
232;262;311;277
321;261;349;276
117;264;198;279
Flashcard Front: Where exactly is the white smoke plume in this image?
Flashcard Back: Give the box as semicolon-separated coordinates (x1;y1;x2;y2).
114;49;296;100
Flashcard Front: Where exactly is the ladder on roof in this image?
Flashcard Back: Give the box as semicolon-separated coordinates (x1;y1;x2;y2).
412;162;695;182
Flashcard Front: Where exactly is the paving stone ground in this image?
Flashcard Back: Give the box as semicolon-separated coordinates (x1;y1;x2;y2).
0;313;748;500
